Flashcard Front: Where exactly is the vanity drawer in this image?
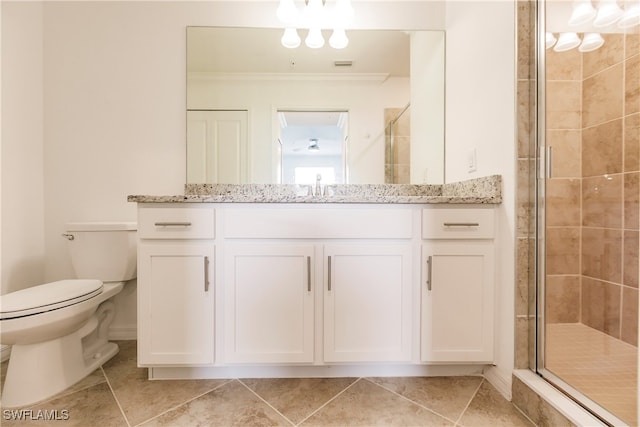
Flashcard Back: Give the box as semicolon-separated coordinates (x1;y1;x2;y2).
422;208;494;239
223;206;413;239
138;205;215;239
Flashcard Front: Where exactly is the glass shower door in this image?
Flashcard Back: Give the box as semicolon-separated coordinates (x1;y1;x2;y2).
538;1;639;424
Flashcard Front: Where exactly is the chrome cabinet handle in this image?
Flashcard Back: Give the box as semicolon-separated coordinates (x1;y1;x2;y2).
443;222;480;227
204;256;210;292
307;256;311;292
426;256;433;291
327;256;332;291
154;222;192;227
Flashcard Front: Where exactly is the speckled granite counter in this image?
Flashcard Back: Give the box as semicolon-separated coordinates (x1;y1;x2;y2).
127;175;502;204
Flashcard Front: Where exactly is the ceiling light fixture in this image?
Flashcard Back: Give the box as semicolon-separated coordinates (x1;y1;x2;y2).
276;0;353;49
546;32;557;49
554;32;581;52
593;0;624;26
277;0;299;24
568;0;597;26
619;0;640;27
281;28;301;49
579;32;605;51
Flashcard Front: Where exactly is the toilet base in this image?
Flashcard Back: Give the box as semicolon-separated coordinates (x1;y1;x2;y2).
1;302;120;409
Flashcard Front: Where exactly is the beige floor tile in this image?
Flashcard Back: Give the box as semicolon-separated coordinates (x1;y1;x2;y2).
459;381;534;427
300;378;453;426
1;382;127;427
241;377;357;424
368;376;483;421
140;380;291;427
102;340;229;426
546;323;638;425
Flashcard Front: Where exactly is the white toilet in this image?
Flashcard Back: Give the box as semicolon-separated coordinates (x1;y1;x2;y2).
0;222;137;408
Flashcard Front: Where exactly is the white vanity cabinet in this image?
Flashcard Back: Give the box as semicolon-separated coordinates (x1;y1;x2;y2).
133;200;500;375
420;208;495;363
223;243;315;364
137;205;215;366
323;243;412;362
221;206;414;364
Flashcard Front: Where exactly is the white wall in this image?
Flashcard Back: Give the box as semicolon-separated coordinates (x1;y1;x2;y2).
445;0;516;398
410;31;445;185
1;2;46;294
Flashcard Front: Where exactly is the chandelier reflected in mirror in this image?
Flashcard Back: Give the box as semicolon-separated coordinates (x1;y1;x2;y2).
277;0;354;49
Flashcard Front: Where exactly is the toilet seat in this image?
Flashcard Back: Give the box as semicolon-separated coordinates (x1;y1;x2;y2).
0;279;103;320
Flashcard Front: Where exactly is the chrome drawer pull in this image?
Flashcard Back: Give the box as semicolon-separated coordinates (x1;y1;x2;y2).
426;256;432;291
154;222;192;227
443;222;480;227
328;256;332;291
204;256;210;292
307;256;312;292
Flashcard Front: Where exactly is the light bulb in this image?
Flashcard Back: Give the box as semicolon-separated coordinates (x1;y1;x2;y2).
281;28;301;49
568;0;596;26
593;0;624;27
546;32;557;49
554;32;581;52
329;29;349;49
579;32;605;52
304;0;325;28
276;0;298;24
333;0;354;27
305;28;325;49
619;1;640;27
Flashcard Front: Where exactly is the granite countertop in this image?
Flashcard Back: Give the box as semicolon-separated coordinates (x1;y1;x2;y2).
127;175;502;204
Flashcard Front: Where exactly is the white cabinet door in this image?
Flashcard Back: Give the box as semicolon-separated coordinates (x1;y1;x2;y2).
324;244;412;363
138;243;215;365
186;110;248;184
224;244;315;363
421;241;494;363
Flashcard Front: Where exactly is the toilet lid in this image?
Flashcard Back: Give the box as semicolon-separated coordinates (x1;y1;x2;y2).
0;279;103;320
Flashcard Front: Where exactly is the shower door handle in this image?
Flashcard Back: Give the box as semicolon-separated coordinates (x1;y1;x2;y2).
547;146;553;179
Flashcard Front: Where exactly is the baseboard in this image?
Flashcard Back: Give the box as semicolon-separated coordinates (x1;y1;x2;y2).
148;364;487;380
1;344;11;362
483;365;512;400
108;327;137;341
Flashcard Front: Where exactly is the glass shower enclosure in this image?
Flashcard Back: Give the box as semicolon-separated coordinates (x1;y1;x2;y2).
537;0;639;425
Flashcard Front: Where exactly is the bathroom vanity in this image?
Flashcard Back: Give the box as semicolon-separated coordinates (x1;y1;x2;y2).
128;176;501;379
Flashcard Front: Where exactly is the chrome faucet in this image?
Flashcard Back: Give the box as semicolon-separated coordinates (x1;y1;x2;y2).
315;174;322;196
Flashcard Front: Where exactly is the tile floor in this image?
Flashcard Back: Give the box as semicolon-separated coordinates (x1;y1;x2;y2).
1;340;535;427
546;323;638;426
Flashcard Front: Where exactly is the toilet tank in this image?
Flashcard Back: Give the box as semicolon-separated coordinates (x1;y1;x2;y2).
65;222;137;282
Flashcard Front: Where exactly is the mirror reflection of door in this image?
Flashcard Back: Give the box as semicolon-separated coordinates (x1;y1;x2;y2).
186;110;248;184
277;110;348;185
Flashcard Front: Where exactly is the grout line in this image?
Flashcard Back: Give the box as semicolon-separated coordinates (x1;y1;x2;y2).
128;378;235;427
294;377;362;426
453;377;485;427
100;365;131;427
236;379;296;427
360;377;460;425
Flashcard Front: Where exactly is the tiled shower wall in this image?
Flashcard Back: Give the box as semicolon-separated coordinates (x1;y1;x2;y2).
545;32;640;346
515;0;536;372
384;107;411;184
